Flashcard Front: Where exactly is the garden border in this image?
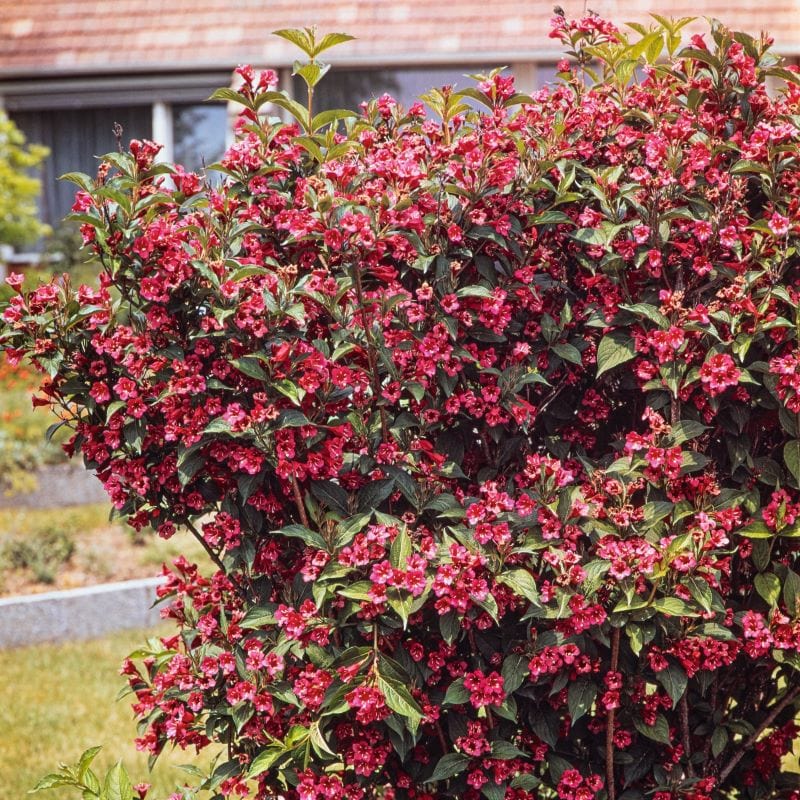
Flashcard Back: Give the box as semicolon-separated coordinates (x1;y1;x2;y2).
0;576;165;648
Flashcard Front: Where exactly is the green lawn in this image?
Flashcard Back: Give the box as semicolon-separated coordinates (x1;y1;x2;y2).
0;627;217;799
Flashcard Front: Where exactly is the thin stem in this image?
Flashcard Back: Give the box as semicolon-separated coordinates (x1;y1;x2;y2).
701;675;719;767
435;720;449;754
182;518;250;602
352;262;389;441
718;685;800;782
183;518;227;575
291;473;310;528
606;627;621;800
680;693;695;778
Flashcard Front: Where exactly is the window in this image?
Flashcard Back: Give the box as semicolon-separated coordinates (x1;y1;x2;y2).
11;106;152;227
173;103;227;173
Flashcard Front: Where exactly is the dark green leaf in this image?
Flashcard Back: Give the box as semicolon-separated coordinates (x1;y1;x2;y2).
785;440;800;484
310;480;349;515
633;713;671;744
596;331;636;377
274;523;328;551
496;569;539;605
655;663;687;708
501;653;528;695
357;478;395;513
429;752;470;782
754;572;781;606
443;678;469;706
567;679;597;724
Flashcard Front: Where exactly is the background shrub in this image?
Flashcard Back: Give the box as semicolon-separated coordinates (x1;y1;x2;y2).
1;529;74;584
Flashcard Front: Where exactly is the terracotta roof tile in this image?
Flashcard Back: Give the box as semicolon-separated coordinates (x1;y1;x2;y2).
1;0;799;78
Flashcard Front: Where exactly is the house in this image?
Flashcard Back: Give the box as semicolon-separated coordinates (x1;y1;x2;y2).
1;0;799;244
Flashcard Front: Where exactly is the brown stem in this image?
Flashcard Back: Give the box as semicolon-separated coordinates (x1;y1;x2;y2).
435;720;449;754
701;675;719;767
291;474;310;528
183;519;249;601
352;262;389;441
718;685;800;783
606;627;621;800
680;693;695;778
183;518;228;575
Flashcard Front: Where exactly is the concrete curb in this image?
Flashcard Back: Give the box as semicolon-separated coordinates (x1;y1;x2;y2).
0;576;166;648
0;463;107;509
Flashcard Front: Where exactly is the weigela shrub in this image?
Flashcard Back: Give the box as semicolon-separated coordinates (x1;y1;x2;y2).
7;15;800;800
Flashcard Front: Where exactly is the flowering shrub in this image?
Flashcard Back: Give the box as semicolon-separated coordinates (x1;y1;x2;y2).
7;15;800;800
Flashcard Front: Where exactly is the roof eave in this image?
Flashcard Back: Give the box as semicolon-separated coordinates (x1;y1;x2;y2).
0;48;568;81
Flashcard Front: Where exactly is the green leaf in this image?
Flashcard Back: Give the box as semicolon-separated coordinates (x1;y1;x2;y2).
177;447;205;487
491;741;528;760
357;478;395;513
272;27;315;56
389;527;412;569
531;209;574;225
102;762;133;800
276;409;311;428
268;95;312;132
501;653;528;695
785;440;800;484
310;479;350;515
77;746;103;781
229;265;268;282
248;745;285;778
571;227;606;246
496;569;539;605
567;679;597;724
754;572;781;606
596;331;636;377
208;87;247;105
711;725;729;758
231;702;254;733
239;605;276;628
737;520;773;539
274;523;328;551
552;342;582;364
30;774;76;793
311;108;357;131
293;60;331;89
313;32;357;57
439;611;461;645
58;171;94;191
229;356;268;381
655;663;688;708
633;713;671;744
651;597;699;617
377;674;424;730
481;782;507;800
685;575;713;613
666;420;708;446
429;752;470;782
619;302;670;329
443;678;470;706
783;569;800;616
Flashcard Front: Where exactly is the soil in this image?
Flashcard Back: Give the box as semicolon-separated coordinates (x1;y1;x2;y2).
0;522;208;597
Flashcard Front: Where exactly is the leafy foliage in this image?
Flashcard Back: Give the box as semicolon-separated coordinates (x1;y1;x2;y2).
0;111;50;247
7;14;800;800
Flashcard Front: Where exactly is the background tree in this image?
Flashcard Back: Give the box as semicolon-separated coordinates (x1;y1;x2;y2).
0;111;49;250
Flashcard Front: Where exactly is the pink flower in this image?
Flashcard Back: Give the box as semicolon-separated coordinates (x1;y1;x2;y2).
768;212;791;237
699;353;740;396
